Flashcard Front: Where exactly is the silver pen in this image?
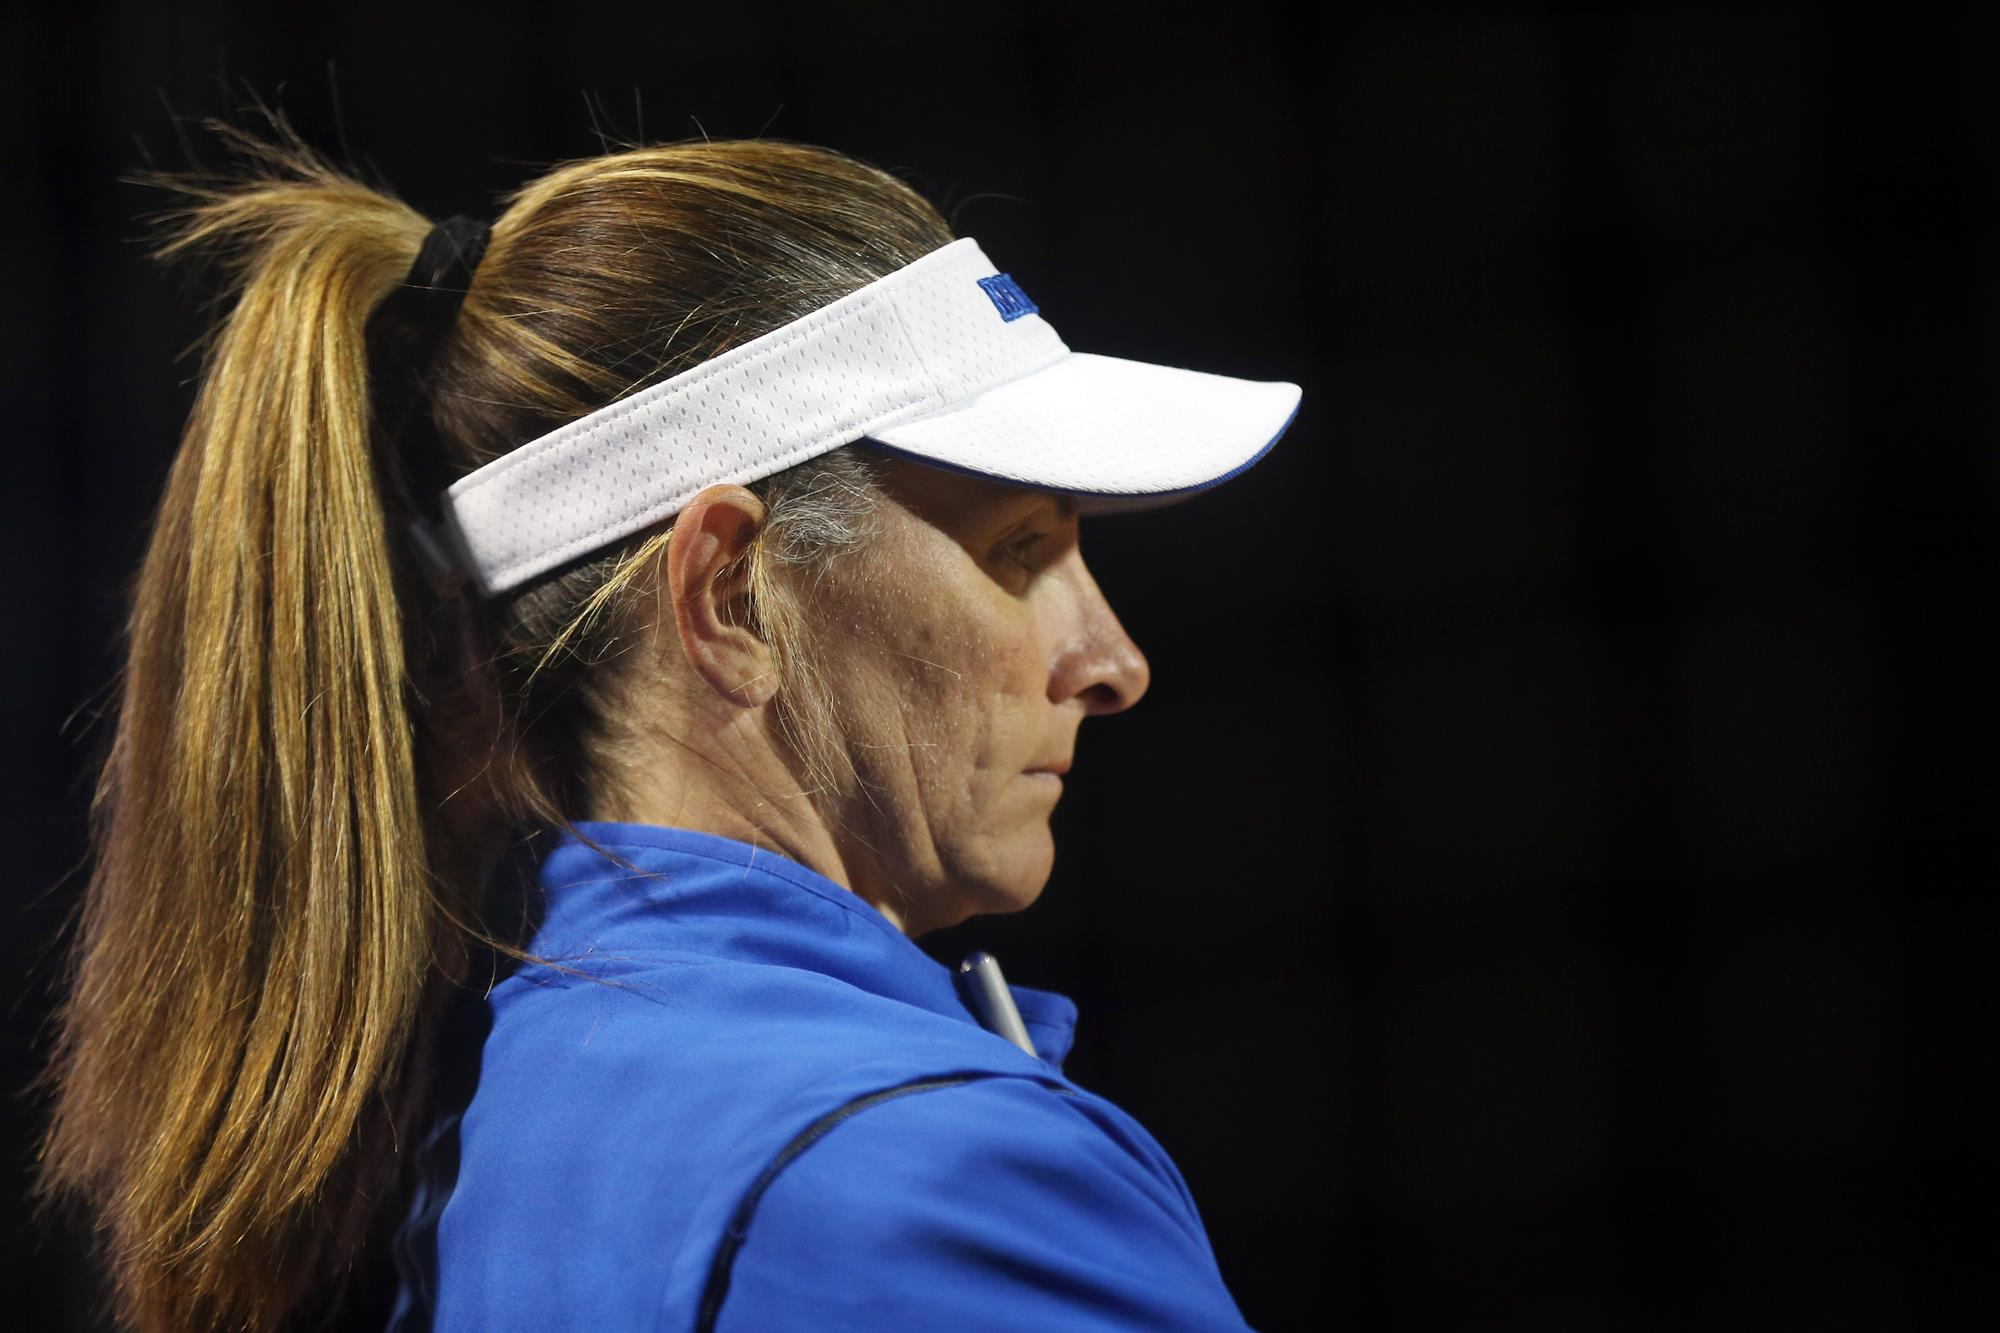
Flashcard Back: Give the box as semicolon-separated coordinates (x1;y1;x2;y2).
957;951;1037;1057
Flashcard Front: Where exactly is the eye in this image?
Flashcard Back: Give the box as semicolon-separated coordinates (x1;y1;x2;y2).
998;531;1047;573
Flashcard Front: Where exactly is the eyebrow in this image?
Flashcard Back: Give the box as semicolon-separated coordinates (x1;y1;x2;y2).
996;489;1078;523
1024;492;1078;521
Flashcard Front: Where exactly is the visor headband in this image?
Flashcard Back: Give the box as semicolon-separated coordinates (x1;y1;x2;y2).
434;236;1065;596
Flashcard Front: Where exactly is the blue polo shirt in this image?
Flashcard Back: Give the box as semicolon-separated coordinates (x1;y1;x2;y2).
388;821;1252;1331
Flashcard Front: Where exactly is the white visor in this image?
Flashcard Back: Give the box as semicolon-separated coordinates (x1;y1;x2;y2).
434;236;1301;596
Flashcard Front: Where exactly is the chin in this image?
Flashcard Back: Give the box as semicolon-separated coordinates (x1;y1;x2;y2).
979;826;1058;914
930;828;1055;930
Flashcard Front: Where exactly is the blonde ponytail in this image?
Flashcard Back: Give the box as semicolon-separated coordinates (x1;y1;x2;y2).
38;121;440;1331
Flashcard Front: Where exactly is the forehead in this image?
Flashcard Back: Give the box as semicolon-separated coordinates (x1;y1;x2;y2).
871;454;1080;531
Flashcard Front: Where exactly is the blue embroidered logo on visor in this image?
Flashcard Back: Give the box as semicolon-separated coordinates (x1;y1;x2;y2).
977;273;1038;322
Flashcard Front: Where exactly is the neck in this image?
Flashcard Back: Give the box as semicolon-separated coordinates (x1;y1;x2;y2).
591;700;914;934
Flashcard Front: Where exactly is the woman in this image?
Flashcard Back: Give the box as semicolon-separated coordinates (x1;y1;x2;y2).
38;118;1300;1332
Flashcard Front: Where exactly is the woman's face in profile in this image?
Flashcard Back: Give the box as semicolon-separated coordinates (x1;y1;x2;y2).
814;455;1151;935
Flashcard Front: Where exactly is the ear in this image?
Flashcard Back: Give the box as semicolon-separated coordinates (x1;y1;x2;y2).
663;485;776;709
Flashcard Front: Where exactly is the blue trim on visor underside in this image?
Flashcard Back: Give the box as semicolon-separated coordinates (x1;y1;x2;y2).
856;393;1300;511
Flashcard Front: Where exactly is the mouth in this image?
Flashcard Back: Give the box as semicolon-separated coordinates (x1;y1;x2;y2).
1025;754;1068;804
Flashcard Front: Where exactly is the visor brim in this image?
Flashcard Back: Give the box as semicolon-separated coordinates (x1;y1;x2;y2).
861;351;1300;513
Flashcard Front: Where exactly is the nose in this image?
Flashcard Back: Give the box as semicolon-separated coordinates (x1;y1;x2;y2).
1047;553;1151;715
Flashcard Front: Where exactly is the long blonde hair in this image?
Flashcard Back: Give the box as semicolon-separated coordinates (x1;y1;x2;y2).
35;108;954;1332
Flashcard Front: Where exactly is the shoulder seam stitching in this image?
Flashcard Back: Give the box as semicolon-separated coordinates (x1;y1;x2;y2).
690;1070;1073;1332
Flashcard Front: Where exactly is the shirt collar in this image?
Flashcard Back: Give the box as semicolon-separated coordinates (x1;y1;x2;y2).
523;820;1078;1070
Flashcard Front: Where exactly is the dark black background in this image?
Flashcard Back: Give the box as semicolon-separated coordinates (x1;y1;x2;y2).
7;3;1995;1329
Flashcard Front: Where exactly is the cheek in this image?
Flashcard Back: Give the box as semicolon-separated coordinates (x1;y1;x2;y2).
841;569;1045;799
808;559;977;785
890;610;1002;775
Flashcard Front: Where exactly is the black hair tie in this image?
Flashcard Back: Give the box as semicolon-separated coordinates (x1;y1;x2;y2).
369;214;492;393
393;214;492;349
367;214;492;582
